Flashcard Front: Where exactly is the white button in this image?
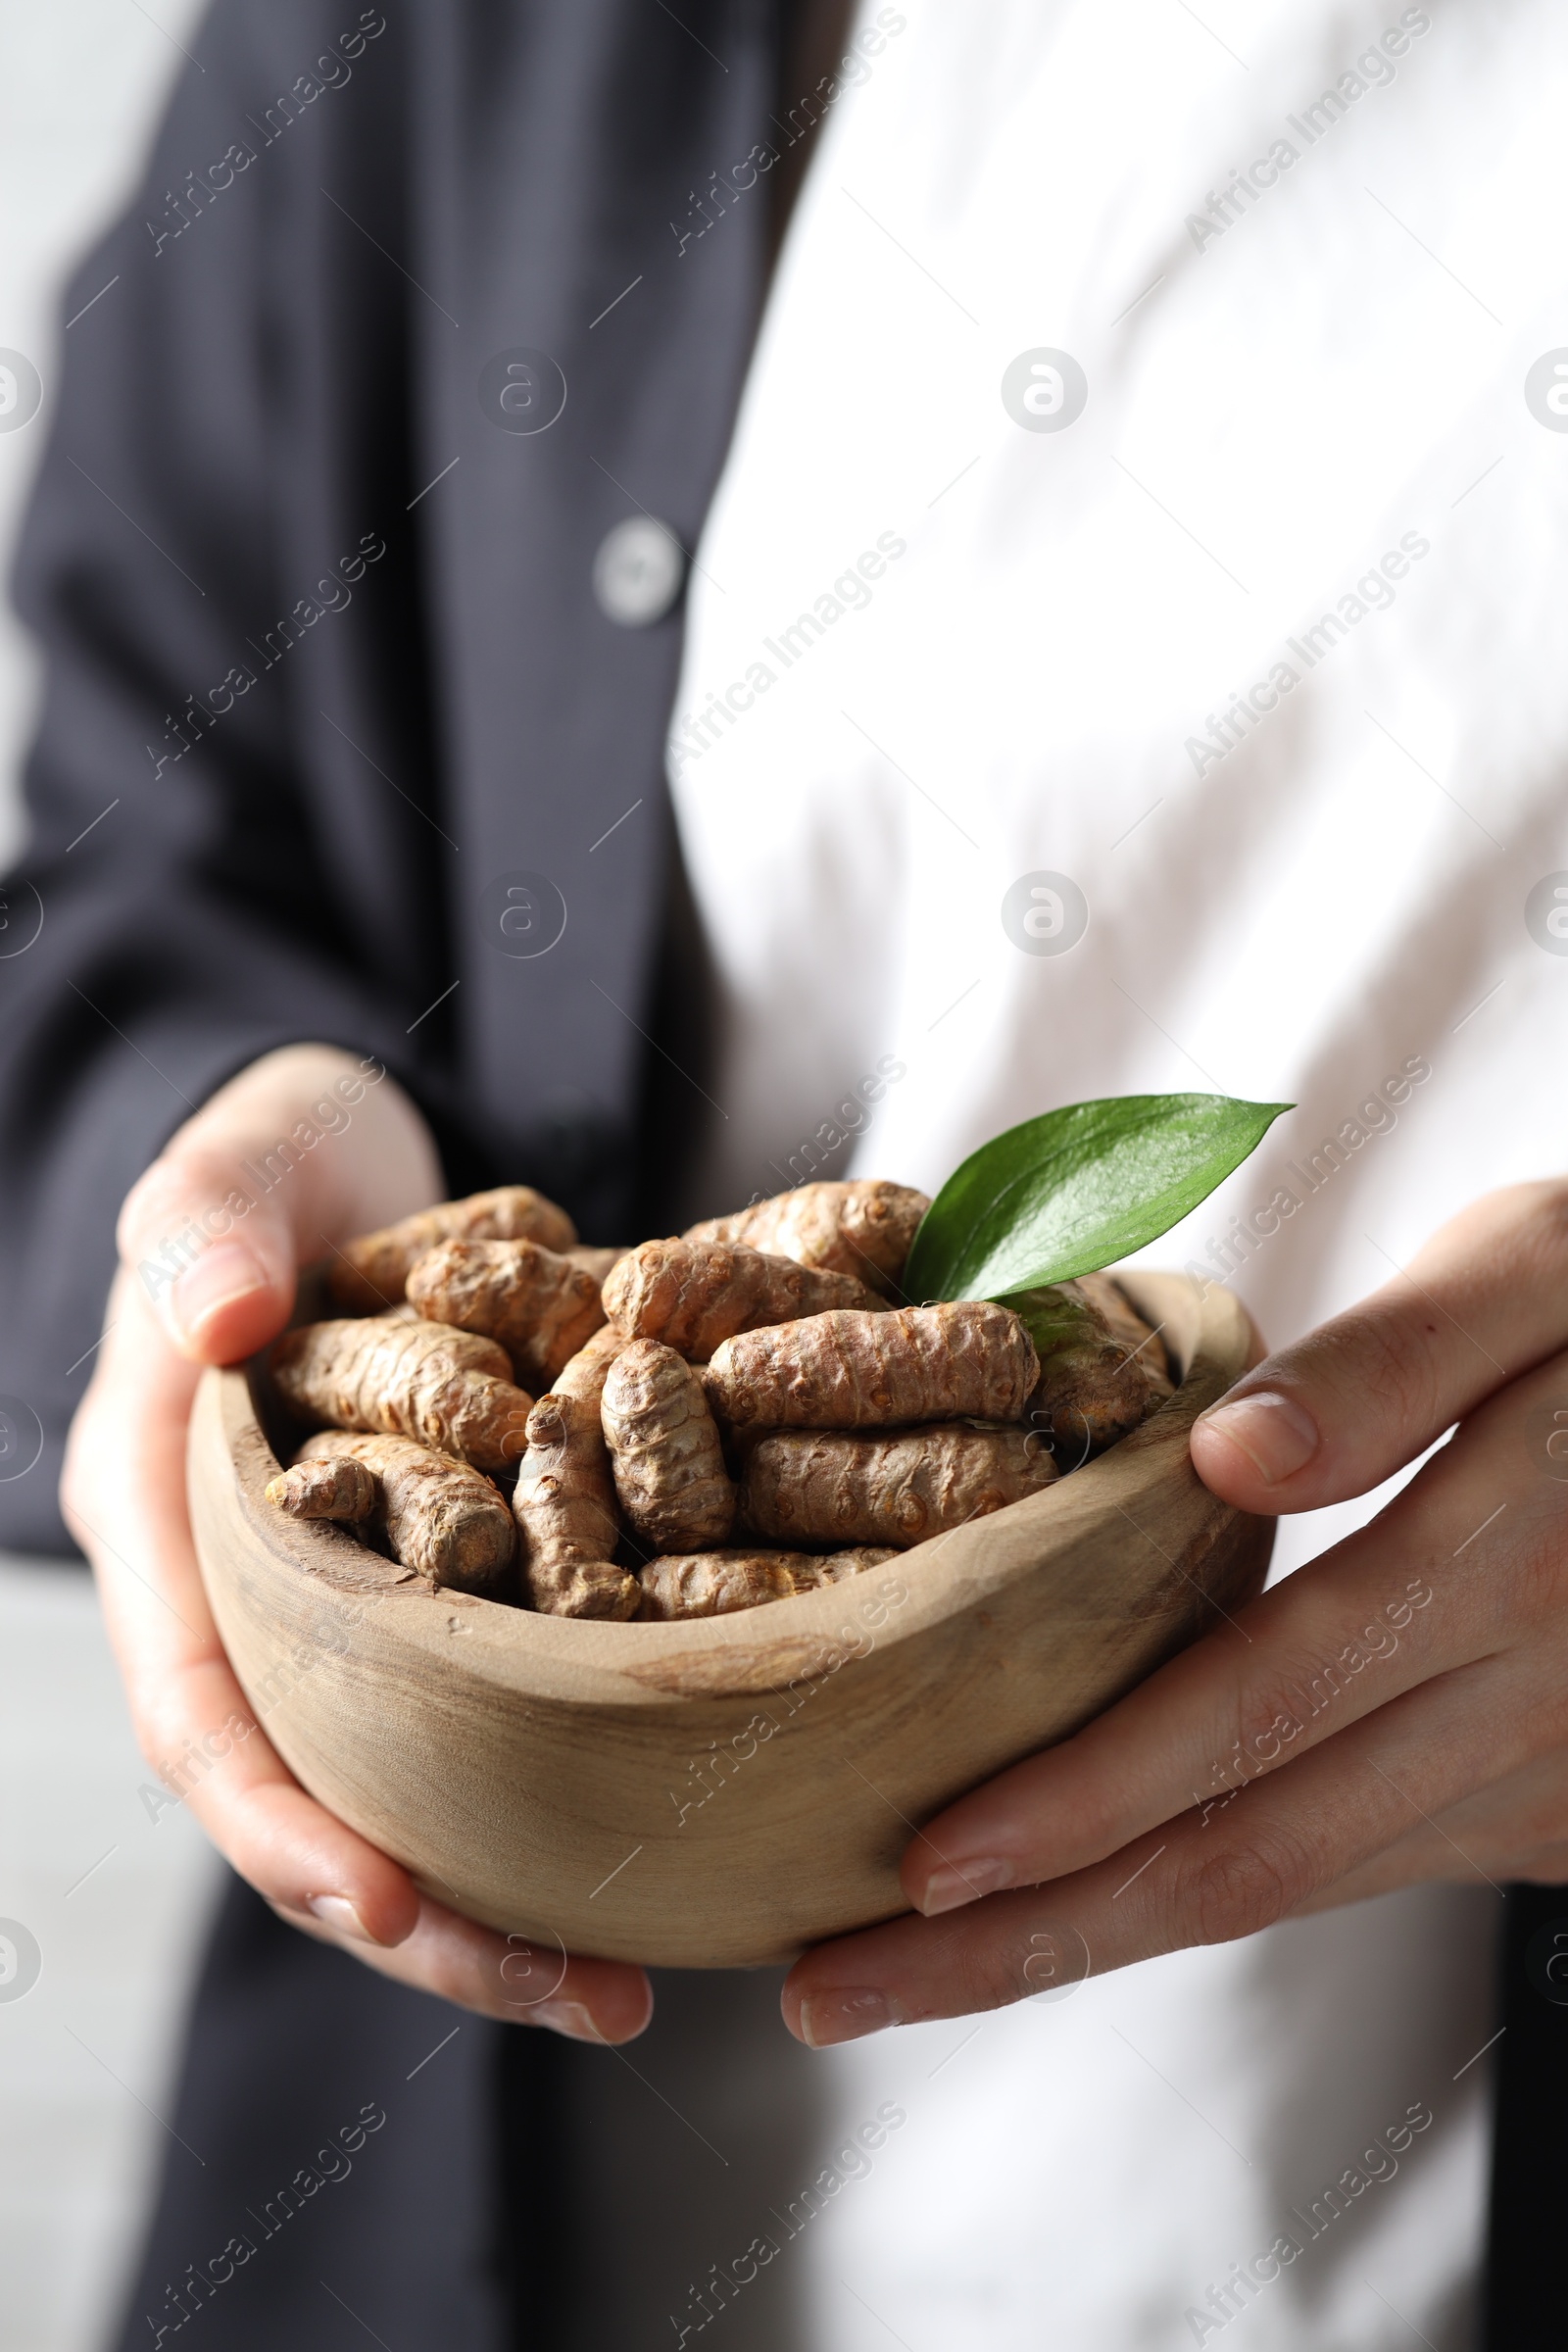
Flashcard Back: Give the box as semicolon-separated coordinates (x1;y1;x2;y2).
593;516;686;626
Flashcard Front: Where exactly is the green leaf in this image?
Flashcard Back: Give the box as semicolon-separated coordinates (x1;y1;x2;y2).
902;1094;1291;1303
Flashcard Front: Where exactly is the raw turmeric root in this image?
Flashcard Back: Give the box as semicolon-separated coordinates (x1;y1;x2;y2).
789;1545;900;1592
267;1150;1193;1624
553;1319;627;1409
270;1315;534;1472
600;1340;736;1550
1078;1271;1176;1391
511;1323;638;1617
637;1545;897;1619
740;1424;1055;1547
326;1185;576;1310
407;1238;607;1387
264;1454;377;1525
552;1317;625;1383
1010;1275;1173;1461
284;1431;517;1595
603;1237;885;1360
686;1178;929;1297
705;1301;1038;1430
638;1549;797;1618
526;1556;640;1619
512;1391;638;1620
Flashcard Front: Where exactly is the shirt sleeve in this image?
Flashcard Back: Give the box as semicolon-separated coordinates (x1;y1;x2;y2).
0;3;482;1552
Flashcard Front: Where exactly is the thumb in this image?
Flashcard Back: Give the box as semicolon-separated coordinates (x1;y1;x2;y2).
1189;1179;1568;1514
118;1139;300;1365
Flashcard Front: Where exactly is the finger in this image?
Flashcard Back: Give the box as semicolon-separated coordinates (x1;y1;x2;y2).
79;1530;423;1945
272;1896;654;2041
114;1043;441;1365
67;1275;422;1945
71;1277;640;2003
118;1138;303;1363
787;1648;1543;2044
1291;1747;1568;1910
902;1350;1549;1915
1190;1178;1568;1512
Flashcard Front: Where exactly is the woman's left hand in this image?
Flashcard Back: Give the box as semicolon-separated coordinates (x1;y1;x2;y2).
783;1181;1568;2049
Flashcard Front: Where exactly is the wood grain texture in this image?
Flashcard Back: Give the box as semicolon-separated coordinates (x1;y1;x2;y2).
188;1271;1273;1967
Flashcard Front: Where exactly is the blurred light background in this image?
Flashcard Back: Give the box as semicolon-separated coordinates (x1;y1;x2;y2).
0;7;220;2348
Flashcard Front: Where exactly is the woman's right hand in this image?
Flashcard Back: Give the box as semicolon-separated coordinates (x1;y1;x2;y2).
61;1042;652;2041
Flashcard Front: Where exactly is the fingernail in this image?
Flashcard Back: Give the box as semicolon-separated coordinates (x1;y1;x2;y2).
528;1999;601;2042
918;1857;1012;1916
306;1893;373;1941
171;1242;270;1341
1198;1390;1317;1485
798;1987;906;2049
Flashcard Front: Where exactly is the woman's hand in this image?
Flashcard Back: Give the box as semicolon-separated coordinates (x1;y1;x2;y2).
782;1181;1568;2048
63;1044;651;2043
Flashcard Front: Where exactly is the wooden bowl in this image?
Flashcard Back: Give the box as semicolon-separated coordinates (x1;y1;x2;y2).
188;1271;1272;1968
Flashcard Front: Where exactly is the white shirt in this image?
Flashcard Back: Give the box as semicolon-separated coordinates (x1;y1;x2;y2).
667;0;1566;2340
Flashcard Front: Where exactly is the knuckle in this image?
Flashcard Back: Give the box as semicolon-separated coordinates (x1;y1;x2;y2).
1231;1677;1309;1764
437;1952;507;2020
1182;1831;1316;1945
132;1720;183;1788
927;1912;1038;2020
59;1449;110;1553
118;1149;196;1233
1351;1309;1447;1436
1509;1517;1568;1621
119;1140;250;1259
